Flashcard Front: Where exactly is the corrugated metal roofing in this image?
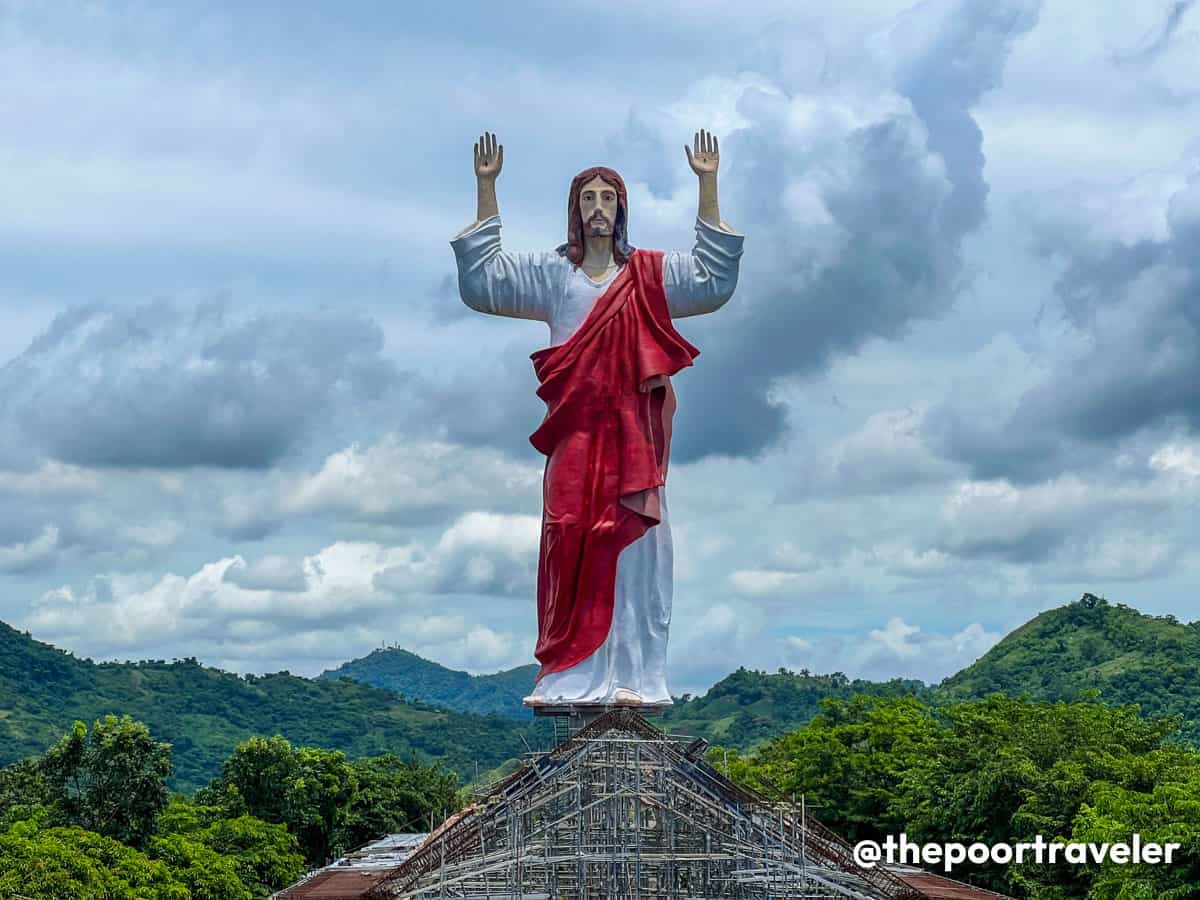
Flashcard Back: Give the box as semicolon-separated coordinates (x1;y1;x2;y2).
274;868;390;899
892;868;1014;899
274;833;428;899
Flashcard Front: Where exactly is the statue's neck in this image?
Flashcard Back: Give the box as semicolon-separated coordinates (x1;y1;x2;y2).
581;234;614;271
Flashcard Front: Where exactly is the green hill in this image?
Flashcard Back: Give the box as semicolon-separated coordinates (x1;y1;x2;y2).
320;593;1200;749
938;592;1200;740
0;622;544;793
7;592;1200;797
319;648;538;719
661;666;932;746
659;593;1200;748
320;648;933;738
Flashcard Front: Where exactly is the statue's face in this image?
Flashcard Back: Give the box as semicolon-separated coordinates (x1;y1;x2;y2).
579;175;618;238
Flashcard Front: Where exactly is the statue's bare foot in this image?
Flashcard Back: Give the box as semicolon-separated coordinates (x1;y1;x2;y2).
522;694;551;707
611;688;644;704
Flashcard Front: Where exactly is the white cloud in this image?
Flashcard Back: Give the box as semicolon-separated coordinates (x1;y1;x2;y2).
868;543;961;579
0;524;60;574
0;460;102;496
222;554;309;593
0;300;414;472
729;568;805;597
782;617;1002;683
973;1;1200;193
23;510;541;673
1150;440;1200;480
789;406;963;497
282;439;540;523
215;435;542;541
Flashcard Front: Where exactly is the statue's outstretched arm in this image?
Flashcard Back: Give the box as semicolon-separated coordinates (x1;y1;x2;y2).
666;130;745;318
663;219;745;318
448;132;562;321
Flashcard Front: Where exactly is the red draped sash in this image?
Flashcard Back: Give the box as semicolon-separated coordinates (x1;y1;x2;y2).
528;249;700;680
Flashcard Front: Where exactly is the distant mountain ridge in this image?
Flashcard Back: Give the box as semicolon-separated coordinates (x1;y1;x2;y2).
316;647;934;737
320;593;1200;745
0;621;543;793
661;667;933;746
319;647;538;719
6;593;1200;798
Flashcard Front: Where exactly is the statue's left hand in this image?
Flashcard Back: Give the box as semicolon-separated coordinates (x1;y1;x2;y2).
685;129;719;177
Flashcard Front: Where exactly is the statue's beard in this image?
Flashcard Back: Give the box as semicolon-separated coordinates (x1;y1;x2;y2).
584;213;612;237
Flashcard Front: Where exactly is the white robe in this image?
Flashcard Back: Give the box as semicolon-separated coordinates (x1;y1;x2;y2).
449;214;745;704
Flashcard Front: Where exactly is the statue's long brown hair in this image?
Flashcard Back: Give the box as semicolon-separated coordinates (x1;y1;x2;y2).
561;166;633;266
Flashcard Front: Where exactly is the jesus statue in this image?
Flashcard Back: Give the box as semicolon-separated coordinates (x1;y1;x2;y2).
449;130;744;708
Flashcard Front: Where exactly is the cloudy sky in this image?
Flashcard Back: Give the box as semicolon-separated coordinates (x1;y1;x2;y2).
2;0;1198;694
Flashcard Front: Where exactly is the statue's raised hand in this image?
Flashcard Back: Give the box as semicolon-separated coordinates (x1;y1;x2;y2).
685;129;719;177
474;131;503;181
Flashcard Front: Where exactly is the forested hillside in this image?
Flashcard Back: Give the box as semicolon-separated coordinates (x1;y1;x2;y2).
939;592;1200;740
719;692;1200;898
7;593;1200;796
319;647;538;719
660;666;932;745
0;622;543;792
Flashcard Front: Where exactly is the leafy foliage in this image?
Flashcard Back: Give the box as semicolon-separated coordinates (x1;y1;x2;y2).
337;753;460;850
0;757;52;826
156;798;306;897
148;832;252;900
0;717;454;897
208;735;357;866
723;692;1200;898
1072;776;1200;899
715;694;941;841
0;819;189;899
199;733;465;867
40;714;172;846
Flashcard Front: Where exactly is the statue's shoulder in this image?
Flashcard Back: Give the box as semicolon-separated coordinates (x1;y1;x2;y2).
628;248;663;271
540;247;571;268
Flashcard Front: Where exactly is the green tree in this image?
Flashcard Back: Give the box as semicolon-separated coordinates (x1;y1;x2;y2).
712;694;941;841
156;793;227;835
198;815;307;897
149;832;252;900
39;715;172;846
213;735;298;825
0;758;53;826
1069;776;1200;900
0;819;189;899
724;692;1200;898
157;797;306;896
893;696;1180;895
214;735;355;865
337;754;461;850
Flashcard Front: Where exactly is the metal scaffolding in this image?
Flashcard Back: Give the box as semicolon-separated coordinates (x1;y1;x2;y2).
367;709;924;900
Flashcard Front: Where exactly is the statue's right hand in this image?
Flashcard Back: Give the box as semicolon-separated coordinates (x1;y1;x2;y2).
474;131;503;181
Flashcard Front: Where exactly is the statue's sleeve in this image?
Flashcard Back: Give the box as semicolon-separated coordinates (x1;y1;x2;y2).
449;215;563;321
662;217;746;318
